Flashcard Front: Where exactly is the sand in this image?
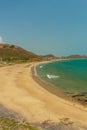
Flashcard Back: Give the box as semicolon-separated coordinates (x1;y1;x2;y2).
0;62;87;127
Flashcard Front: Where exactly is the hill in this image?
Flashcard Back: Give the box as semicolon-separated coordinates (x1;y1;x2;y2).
60;54;87;59
66;54;87;58
40;54;58;60
0;43;38;62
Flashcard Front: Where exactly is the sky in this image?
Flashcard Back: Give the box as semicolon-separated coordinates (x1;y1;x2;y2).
0;0;87;56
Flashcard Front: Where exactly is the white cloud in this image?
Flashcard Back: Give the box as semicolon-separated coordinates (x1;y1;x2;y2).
0;36;3;43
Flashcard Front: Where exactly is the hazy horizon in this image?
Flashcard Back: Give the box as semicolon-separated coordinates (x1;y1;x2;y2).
0;0;87;56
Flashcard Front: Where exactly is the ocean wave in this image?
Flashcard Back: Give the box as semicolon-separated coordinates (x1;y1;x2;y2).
47;74;60;79
39;66;43;68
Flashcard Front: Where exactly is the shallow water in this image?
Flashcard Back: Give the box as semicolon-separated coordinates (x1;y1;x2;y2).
36;59;87;94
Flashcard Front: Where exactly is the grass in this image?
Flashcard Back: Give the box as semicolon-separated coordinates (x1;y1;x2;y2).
0;116;39;130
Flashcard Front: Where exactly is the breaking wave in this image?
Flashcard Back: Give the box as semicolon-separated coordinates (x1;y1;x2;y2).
39;66;43;68
47;74;60;79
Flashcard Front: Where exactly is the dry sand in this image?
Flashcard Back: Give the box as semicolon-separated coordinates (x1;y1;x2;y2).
0;62;87;127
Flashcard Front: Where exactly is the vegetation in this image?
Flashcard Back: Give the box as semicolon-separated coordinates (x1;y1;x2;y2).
0;44;39;62
0;43;58;63
0;116;39;130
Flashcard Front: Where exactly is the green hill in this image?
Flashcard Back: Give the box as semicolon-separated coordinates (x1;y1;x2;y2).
0;43;38;62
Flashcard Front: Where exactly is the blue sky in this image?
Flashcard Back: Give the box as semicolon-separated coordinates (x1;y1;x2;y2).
0;0;87;56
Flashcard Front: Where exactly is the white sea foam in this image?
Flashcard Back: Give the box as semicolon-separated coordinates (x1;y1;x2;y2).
47;74;59;79
39;66;43;68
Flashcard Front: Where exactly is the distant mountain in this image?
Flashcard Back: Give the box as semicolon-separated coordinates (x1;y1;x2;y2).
66;54;87;58
0;43;38;61
40;54;58;60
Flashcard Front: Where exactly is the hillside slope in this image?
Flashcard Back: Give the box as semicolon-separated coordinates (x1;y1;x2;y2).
0;43;38;61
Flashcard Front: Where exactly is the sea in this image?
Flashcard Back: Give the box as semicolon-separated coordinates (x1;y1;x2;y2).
36;59;87;95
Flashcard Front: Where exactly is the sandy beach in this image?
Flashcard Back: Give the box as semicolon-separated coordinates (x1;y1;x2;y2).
0;62;87;129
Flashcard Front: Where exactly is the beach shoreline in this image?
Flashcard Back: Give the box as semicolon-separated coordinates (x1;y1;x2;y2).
32;59;87;106
32;65;73;104
0;62;87;129
33;59;87;107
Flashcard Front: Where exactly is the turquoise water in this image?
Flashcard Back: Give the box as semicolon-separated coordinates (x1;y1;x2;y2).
36;59;87;94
